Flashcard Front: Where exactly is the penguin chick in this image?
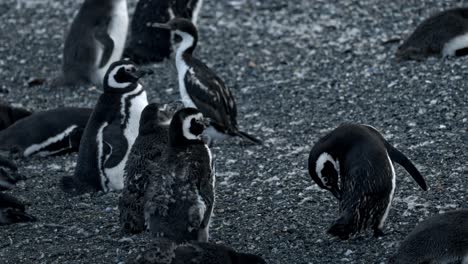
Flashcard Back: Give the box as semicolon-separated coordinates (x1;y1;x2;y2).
308;124;428;239
129;239;267;264
397;8;468;60
62;0;128;86
119;102;183;234
0;192;36;225
152;18;261;146
62;60;151;194
388;209;468;264
0;102;31;131
0;107;92;157
124;0;203;64
144;108;215;243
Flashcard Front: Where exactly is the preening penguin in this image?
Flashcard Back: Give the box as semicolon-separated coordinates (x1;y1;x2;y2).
62;0;128;86
308;124;428;239
0;193;36;225
119;102;183;234
388;209;468;264
144;108;215;243
0;102;31;131
397;8;468;60
62;60;151;194
0;107;92;157
124;0;203;64
152;18;261;146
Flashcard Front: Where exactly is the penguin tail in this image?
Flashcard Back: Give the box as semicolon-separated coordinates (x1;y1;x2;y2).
234;130;263;145
385;142;428;191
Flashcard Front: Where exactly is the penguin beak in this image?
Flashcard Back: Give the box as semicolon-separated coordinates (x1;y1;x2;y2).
131;69;153;79
151;22;172;30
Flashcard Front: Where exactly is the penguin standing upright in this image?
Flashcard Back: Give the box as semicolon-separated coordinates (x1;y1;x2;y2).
119;102;182;234
389;209;468;264
62;60;151;194
144;108;215;243
0;102;31;131
62;0;129;86
124;0;203;64
308;124;428;239
397;8;468;60
152;18;261;145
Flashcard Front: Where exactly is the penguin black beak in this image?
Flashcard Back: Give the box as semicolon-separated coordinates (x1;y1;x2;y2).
151;22;172;30
132;69;153;79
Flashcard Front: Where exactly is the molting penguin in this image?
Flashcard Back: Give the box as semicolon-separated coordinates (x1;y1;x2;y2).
152;18;261;146
144;108;215;243
62;0;129;86
129;238;267;264
0;102;31;131
0;193;36;225
124;0;203;64
397;8;468;60
119;102;183;234
0;107;92;157
62;60;151;194
308;124;428;239
388;209;468;264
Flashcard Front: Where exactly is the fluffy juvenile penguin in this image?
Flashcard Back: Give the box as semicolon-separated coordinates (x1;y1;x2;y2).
397;8;468;60
0;107;92;157
129;238;267;264
144;108;215;243
62;0;129;86
388;209;468;264
119;102;183;234
62;60;151;194
152;18;261;145
0;193;36;225
308;124;428;239
124;0;203;64
0;102;31;131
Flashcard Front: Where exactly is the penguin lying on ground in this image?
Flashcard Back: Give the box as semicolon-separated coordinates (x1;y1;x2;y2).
144;108;214;243
308;124;428;239
61;0;128;86
119;101;183;234
124;0;203;64
0;107;92;157
0;102;31;131
129;238;267;264
397;8;468;60
388;209;468;264
0;192;36;225
152;18;261;145
62;60;151;194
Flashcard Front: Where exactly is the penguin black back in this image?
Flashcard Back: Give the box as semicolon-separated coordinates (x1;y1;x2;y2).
0;102;31;131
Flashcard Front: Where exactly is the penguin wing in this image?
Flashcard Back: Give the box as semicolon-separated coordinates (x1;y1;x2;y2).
195;159;215;229
185;58;238;132
102;118;128;169
94;17;115;68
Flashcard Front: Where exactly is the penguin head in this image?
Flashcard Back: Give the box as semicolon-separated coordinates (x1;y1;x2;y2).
169;108;209;146
309;152;341;200
103;60;153;92
152;18;198;53
139;102;184;134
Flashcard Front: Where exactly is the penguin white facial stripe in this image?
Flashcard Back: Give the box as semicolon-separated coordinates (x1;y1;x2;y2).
443;33;468;56
182;113;204;140
378;152;396;229
107;65;134;88
23;125;78;157
191;0;203;25
120;84;143;125
315;152;340;187
176;32;196;108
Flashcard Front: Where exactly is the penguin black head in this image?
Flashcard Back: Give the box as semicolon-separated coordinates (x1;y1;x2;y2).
103;60;153;92
139;102;184;134
169;108;208;146
152;18;198;54
308;152;341;200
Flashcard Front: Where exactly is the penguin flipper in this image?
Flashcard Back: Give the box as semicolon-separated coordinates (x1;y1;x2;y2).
198;166;215;230
0;155;17;171
385;142;428;191
95;18;115;68
102;120;128;168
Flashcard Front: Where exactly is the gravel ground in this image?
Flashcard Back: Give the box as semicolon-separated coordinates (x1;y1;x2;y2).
0;0;467;263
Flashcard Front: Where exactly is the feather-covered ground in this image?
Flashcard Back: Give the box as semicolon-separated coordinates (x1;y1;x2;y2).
0;0;467;263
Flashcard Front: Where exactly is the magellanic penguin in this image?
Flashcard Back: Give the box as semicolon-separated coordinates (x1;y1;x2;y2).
308;124;428;239
0;192;36;225
0;107;92;157
0;102;31;131
124;0;203;64
397;8;468;60
388;209;468;264
152;18;261;146
62;60;151;194
62;0;129;86
119;102;183;234
144;108;215;243
128;238;267;264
